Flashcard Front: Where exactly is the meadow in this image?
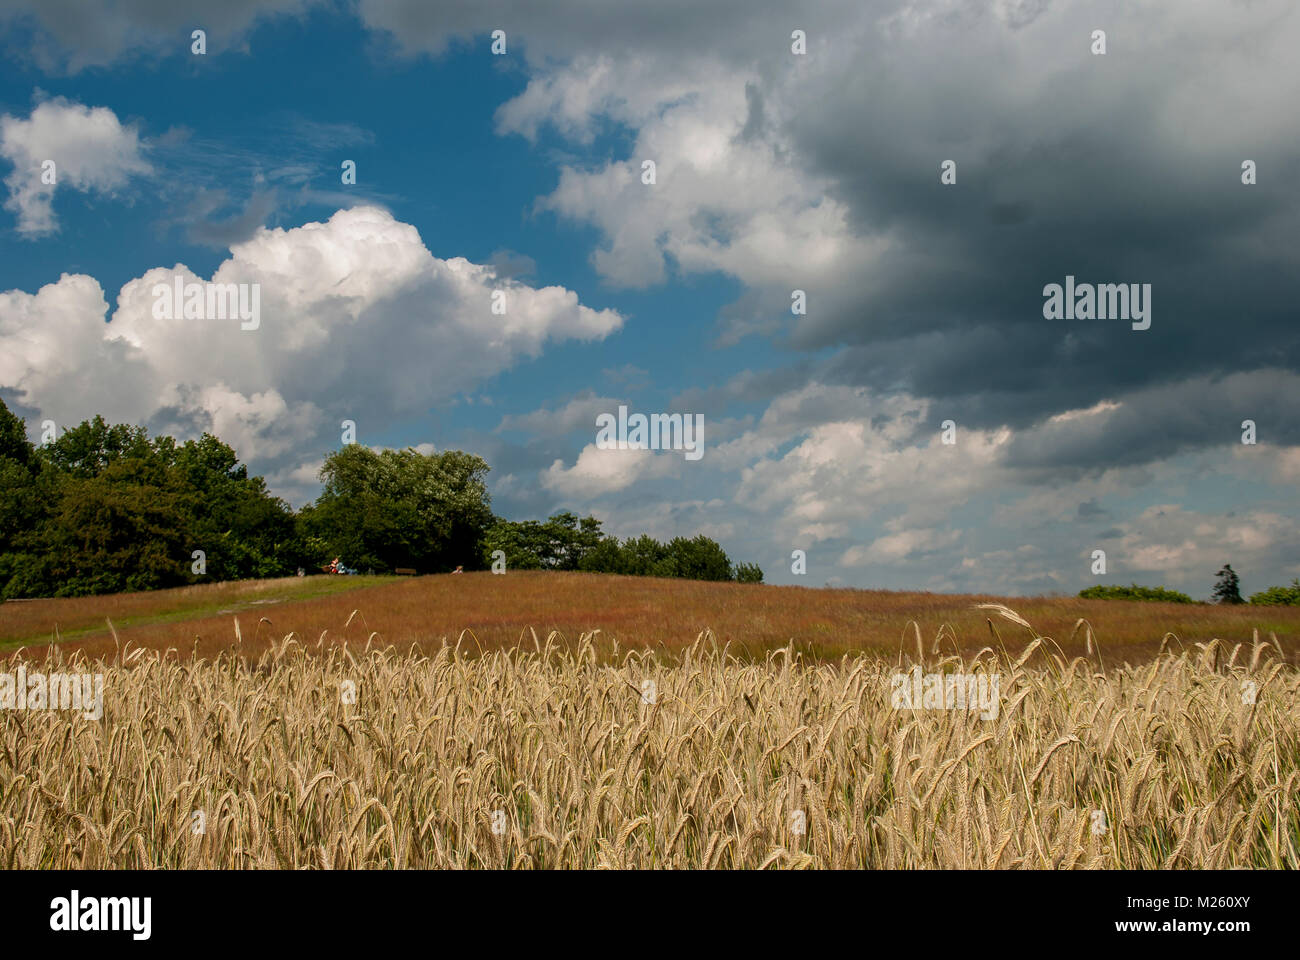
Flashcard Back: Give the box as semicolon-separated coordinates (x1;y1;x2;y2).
1;603;1295;868
4;571;1299;664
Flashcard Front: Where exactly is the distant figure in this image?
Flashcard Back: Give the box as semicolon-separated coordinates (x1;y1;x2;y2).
452;565;464;574
296;567;305;577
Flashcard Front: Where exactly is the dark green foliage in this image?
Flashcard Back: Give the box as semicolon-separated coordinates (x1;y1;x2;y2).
612;534;678;577
487;515;764;583
663;535;733;581
0;399;41;558
574;535;624;575
0;397;36;468
1212;564;1244;605
0;400;48;594
1078;583;1195;603
300;444;493;574
0;397;305;598
482;511;604;571
0;396;761;595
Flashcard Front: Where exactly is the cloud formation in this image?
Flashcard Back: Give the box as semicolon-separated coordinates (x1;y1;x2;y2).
1;205;622;494
1;97;151;235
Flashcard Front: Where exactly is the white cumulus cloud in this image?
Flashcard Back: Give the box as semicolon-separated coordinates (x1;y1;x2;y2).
1;98;151;236
0;205;622;499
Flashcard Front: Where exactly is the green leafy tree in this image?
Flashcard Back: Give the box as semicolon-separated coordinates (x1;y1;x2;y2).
576;536;626;575
303;445;492;572
545;512;605;570
664;535;733;581
617;534;676;577
1248;579;1300;606
0;397;36;467
0;398;46;596
481;519;546;570
10;415;181;595
484;512;606;570
572;531;761;582
38;414;153;478
31;471;189;595
168;433;303;581
0;401;301;598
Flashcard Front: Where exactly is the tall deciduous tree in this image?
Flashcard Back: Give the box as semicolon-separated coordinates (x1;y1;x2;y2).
302;445;493;573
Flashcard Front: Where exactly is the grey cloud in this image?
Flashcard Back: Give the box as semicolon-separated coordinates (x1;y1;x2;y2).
1002;369;1300;480
670;362;817;417
1076;498;1107;520
494;392;621;436
769;2;1300;435
489;249;538;280
0;0;319;72
602;364;651;390
356;0;869;68
181;188;278;248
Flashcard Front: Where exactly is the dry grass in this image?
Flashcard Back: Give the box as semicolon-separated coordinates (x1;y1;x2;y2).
2;606;1295;869
7;570;1300;664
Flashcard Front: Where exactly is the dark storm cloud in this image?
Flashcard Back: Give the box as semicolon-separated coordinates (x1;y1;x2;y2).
1001;369;1300;480
773;1;1300;439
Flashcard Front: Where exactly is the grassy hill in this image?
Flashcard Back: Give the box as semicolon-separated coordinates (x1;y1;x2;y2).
4;570;1298;665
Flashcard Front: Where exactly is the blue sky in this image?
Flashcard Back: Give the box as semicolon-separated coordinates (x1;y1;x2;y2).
1;0;1297;597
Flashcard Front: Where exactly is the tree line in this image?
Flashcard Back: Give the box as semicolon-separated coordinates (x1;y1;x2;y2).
0;399;762;599
1078;564;1300;606
482;511;762;582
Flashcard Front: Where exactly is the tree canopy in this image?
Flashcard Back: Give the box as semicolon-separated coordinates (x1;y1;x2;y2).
0;405;301;597
0;398;763;597
483;514;761;583
299;444;493;574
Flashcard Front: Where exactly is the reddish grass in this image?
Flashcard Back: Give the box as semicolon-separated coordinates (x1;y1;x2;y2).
5;570;1299;665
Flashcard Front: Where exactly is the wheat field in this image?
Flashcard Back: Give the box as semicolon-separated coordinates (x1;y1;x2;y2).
1;607;1296;869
